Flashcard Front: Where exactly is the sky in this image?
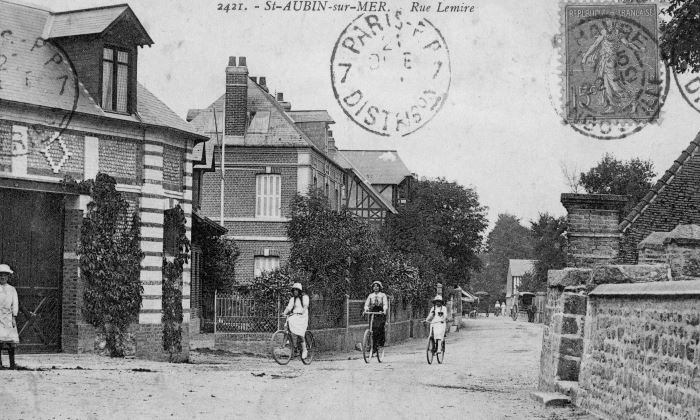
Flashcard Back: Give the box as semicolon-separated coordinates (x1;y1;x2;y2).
28;0;700;228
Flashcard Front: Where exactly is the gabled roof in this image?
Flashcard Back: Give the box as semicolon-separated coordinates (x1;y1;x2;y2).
620;133;700;232
339;150;413;185
508;259;536;277
188;80;346;171
46;4;153;46
335;150;397;214
0;1;201;140
288;110;335;124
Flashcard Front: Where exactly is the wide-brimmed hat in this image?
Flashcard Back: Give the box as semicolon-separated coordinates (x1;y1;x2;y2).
432;295;443;303
291;282;303;292
371;280;383;289
0;264;13;274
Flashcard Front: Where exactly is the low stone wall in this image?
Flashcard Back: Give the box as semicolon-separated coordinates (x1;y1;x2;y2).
577;280;700;419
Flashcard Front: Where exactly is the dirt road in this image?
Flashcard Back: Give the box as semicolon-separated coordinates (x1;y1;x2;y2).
1;318;588;419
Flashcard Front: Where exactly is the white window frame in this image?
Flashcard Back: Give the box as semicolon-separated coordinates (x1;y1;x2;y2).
256;174;281;218
254;256;280;277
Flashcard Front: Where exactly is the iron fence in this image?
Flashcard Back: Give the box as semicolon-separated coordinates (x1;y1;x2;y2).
213;291;279;333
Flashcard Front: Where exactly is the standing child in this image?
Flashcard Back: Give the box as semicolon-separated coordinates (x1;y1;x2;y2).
0;264;19;369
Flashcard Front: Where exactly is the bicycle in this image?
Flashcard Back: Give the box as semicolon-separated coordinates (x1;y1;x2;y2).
425;320;446;365
270;315;315;365
362;311;386;363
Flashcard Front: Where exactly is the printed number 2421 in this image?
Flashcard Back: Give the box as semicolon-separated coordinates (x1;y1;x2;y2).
217;3;245;11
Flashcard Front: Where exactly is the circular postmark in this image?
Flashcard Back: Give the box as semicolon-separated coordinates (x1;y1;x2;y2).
0;29;79;157
330;11;451;137
554;8;669;140
674;70;700;114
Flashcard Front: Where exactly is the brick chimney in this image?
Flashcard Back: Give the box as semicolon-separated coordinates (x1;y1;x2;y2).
276;92;291;111
561;193;628;268
327;129;337;158
225;56;248;136
259;76;269;93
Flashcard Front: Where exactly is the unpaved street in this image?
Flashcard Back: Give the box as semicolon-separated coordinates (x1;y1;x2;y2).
1;318;587;419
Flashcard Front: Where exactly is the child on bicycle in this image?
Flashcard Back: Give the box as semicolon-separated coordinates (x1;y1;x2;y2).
363;280;388;355
283;282;309;359
426;295;447;354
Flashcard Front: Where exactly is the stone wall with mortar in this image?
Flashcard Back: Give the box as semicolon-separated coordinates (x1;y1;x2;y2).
577;280;700;419
539;268;591;391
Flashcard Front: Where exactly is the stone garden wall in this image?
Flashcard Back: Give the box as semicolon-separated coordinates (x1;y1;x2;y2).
577;280;700;419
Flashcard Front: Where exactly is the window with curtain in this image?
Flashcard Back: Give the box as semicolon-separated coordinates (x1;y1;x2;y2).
254;256;280;277
102;47;130;113
256;174;281;218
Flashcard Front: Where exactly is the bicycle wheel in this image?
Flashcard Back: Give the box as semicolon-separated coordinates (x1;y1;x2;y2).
426;337;434;365
362;329;373;364
301;331;315;365
436;340;445;364
376;343;385;363
271;330;292;365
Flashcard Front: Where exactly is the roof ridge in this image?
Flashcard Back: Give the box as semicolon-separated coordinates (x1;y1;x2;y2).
620;132;700;232
340;149;399;152
51;3;129;15
3;0;49;12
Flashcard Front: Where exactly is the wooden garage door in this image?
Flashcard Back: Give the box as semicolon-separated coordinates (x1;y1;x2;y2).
0;188;63;352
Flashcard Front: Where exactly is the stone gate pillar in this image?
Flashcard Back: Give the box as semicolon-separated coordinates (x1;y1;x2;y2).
560;193;628;267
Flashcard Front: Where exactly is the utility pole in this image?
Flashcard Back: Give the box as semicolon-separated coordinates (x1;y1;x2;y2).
212;107;224;226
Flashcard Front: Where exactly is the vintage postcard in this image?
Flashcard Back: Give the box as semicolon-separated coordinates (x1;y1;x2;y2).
1;0;700;418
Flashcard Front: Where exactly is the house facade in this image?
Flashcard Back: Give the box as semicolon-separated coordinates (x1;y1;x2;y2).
505;259;536;314
339;149;414;209
0;2;204;359
190;57;397;285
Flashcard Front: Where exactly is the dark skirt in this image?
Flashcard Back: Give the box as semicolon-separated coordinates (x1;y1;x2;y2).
370;306;386;348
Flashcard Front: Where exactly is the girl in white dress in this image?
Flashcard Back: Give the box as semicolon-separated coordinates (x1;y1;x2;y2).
426;295;448;354
283;282;309;359
0;264;19;369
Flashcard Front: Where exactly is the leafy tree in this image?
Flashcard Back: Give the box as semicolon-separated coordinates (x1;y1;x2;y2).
518;271;543;293
389;178;488;288
660;0;700;73
528;213;567;291
80;173;144;357
579;154;656;214
199;236;240;295
288;189;385;298
471;214;534;300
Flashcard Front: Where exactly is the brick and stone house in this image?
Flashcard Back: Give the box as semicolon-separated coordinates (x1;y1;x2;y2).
188;57;397;285
0;1;206;359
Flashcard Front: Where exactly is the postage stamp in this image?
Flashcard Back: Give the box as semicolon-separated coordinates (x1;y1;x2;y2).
559;2;669;139
330;11;451;137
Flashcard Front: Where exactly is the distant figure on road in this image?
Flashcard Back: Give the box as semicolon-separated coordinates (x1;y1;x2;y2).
283;282;309;359
0;264;19;369
363;281;388;355
426;295;447;354
494;301;501;317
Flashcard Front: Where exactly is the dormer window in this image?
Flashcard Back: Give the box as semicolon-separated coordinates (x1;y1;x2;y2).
102;47;130;113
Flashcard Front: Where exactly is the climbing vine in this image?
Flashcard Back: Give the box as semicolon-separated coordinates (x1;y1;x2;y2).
79;173;144;357
162;205;190;361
